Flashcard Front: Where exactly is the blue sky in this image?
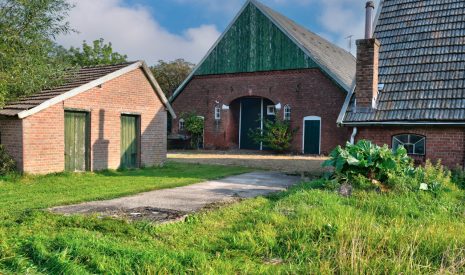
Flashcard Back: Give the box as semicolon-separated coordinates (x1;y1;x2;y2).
58;0;379;65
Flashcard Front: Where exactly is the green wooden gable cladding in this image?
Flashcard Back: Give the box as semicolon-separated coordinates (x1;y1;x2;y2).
194;3;318;76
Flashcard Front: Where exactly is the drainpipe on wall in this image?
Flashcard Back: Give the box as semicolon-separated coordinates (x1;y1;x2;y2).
350;127;358;145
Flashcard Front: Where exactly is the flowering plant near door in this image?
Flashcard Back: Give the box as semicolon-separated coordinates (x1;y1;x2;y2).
249;118;298;153
180;112;204;149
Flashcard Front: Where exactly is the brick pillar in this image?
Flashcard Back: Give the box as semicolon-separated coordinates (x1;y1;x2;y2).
355;38;380;109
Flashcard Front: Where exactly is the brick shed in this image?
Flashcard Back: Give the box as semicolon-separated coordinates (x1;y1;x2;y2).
339;1;465;168
170;0;355;155
0;61;176;174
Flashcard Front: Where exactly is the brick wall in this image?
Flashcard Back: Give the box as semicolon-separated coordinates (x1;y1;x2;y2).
171;69;348;154
355;38;380;109
355;126;465;168
19;68;166;174
0;118;23;171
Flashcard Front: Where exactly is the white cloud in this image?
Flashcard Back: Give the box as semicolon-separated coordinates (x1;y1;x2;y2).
57;0;221;64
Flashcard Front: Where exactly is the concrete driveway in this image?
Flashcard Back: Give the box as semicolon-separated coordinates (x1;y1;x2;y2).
51;172;300;222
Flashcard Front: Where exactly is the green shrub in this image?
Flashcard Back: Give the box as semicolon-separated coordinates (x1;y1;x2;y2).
323;140;413;184
181;112;204;149
249;118;298;153
451;167;465;189
0;145;16;175
323;140;452;195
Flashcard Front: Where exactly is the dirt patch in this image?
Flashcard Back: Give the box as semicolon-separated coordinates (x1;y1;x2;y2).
168;150;329;175
64;206;190;223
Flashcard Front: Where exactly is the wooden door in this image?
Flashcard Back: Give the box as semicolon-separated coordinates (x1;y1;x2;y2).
303;118;321;155
240;98;262;150
120;115;140;169
65;111;89;172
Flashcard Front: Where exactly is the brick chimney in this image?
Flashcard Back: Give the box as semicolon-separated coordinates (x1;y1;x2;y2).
355;1;380;110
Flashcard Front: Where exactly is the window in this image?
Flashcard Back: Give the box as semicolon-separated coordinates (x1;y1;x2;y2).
392;134;425;155
283;105;291;120
179;119;185;131
214;106;221;120
267;105;276;115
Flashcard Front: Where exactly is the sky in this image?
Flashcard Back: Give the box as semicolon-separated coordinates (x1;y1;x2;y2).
57;0;381;65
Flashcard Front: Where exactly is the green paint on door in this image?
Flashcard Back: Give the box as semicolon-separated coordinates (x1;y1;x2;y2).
120;115;139;169
65;111;89;172
240;98;274;150
240;98;262;150
304;119;320;155
195;3;317;76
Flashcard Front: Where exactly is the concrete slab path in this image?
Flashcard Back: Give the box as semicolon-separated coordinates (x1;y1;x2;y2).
51;172;300;222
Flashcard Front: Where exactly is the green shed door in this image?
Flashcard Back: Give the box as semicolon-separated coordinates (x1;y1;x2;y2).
303;118;321;155
120;115;140;169
65;111;89;172
240;98;262;150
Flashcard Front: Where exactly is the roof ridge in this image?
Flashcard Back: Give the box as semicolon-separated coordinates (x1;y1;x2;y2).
252;0;354;59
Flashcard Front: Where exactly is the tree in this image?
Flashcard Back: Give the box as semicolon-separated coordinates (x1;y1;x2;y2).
151;59;194;98
0;0;74;107
65;38;128;66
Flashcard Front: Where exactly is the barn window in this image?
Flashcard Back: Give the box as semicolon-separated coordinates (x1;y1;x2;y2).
179;119;185;131
283;105;291;120
392;134;425;155
214;106;221;120
267;105;276;115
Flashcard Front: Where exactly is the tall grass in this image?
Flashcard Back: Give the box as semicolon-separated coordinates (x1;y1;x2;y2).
1;171;465;273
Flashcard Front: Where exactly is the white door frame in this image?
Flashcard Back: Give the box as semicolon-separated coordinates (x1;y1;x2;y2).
302;116;322;154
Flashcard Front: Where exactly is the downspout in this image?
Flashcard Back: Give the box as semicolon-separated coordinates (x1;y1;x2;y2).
350;127;358;145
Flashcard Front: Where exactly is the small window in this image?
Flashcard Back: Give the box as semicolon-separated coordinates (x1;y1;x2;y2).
267;105;276;116
392;134;425;155
214;106;221;120
283;105;291;120
179;119;185;131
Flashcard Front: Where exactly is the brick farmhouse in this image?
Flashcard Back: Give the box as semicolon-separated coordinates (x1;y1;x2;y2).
339;0;465;168
0;61;176;174
170;0;356;155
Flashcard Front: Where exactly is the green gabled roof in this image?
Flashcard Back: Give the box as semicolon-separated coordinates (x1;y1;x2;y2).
171;0;355;101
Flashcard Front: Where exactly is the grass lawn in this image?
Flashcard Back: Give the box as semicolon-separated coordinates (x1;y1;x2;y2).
1;163;465;273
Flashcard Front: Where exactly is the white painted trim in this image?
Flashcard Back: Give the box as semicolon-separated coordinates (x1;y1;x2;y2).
253;0;354;93
18;62;141;119
342;121;465;126
170;0;353;102
17;61;177;119
338;0;384;126
140;62;177;119
302;116;322;155
170;0;253;102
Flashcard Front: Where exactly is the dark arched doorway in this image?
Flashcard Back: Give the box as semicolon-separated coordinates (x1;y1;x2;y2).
230;97;275;150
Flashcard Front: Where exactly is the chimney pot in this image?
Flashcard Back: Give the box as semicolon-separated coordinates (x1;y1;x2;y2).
365;1;375;39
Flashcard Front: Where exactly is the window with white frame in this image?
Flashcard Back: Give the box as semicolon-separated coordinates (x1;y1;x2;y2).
392;134;425;155
179;118;185;131
267;105;276;115
214;106;221;120
283;105;291;120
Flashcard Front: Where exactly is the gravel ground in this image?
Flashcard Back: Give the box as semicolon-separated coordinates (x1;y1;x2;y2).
168;150;329;176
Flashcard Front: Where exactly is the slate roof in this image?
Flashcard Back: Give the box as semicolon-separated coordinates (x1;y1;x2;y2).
171;0;356;101
341;0;465;124
253;0;356;91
